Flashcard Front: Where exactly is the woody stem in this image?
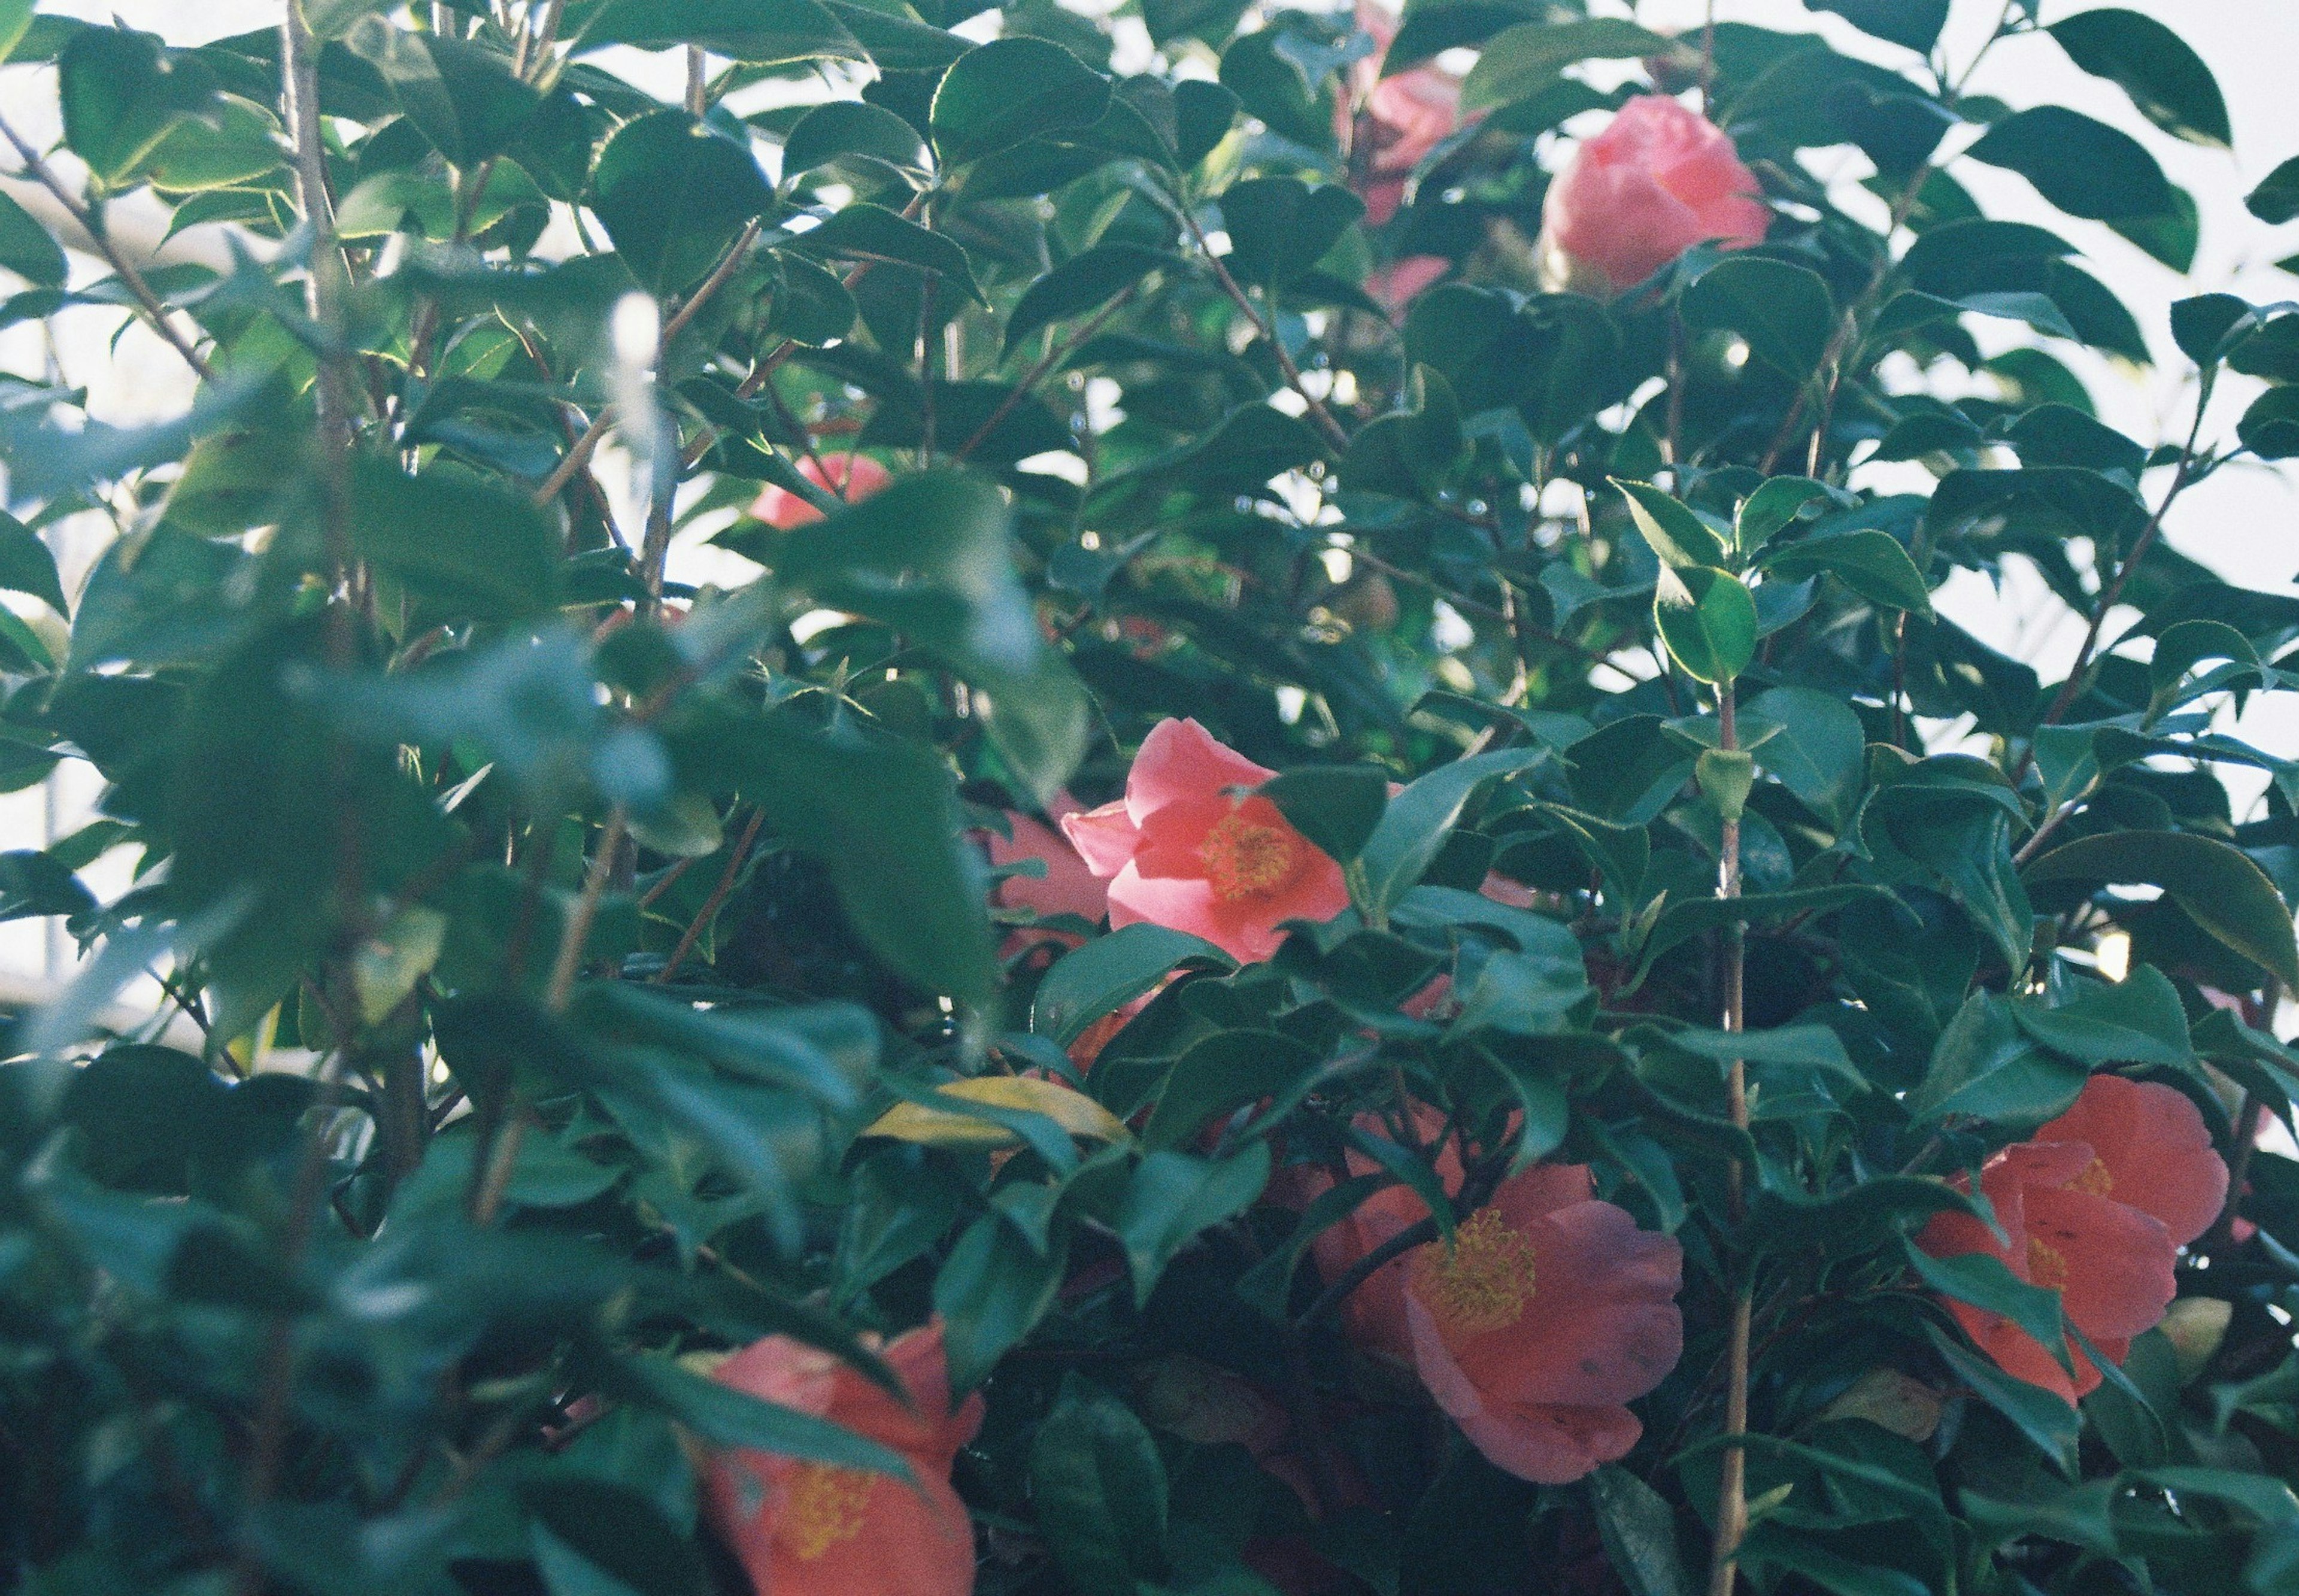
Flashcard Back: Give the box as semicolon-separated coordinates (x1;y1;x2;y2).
1709;681;1751;1596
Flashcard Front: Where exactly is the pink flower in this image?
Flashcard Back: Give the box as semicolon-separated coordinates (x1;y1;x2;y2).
749;453;893;529
699;1321;982;1596
1343;0;1468;226
1061;718;1349;964
1369;254;1451;312
981;797;1108;953
1916;1075;2228;1403
1538;95;1770;295
1402;1166;1684;1483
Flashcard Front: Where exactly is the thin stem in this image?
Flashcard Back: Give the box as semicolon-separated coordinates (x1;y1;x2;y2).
0;115;215;380
685;46;707;116
953;284;1139;463
653;807;765;985
546;805;628;1012
1708;681;1751;1596
1169;192;1352;453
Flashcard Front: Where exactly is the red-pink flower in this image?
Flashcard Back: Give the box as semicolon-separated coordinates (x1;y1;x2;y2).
1916;1075;2228;1403
700;1321;982;1596
1538;94;1769;295
1401;1166;1683;1483
1061;718;1348;964
1344;0;1468;226
1369;254;1451;312
750;453;893;529
981;798;1108;953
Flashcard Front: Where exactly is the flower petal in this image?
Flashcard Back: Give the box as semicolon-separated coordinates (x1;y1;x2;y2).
1125;718;1275;825
2037;1075;2228;1246
1061;801;1141;879
1454;1398;1642;1485
2024;1185;2178;1344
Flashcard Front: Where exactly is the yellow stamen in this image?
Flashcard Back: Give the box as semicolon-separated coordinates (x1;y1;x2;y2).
781;1464;875;1561
1417;1209;1537;1335
2070;1157;2114;1198
2027;1235;2070;1291
1199;809;1303;901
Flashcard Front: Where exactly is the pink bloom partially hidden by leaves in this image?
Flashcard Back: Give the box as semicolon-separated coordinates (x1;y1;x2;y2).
700;1321;983;1596
1345;0;1469;227
1062;718;1349;964
749;453;893;530
1369;254;1451;313
1915;1075;2228;1404
1402;1166;1684;1483
1539;94;1770;295
981;797;1108;953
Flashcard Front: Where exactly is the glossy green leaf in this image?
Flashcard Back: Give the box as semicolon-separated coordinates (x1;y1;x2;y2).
58;26;220;184
1218;177;1365;292
1032;923;1232;1046
2049;8;2230;147
1459;18;1672;113
1358;746;1546;920
930;38;1111;166
566;0;866;63
1030;1374;1170;1593
1964;106;2175;222
590;111;774;295
1113;1142;1270;1304
1756;528;1933;614
1613;478;1730;570
1684;256;1836;378
1653;565;1757;685
2026;831;2299;990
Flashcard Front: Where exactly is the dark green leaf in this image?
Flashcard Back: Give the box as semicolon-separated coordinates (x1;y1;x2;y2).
930;38;1111;166
781;99;930;181
1614;478;1730;569
348;456;556;621
1459;18;1673;113
2049;8;2230;147
1589;1465;1691;1596
58;26;219;184
591;111;773;296
2024;830;2299;991
566;0;866;63
609;1356;910;1477
1756;529;1933;614
1030;1374;1170;1594
2249;155;2299;225
1809;0;1949;52
0;191;63;290
1684;256;1835;378
1032;923;1233;1047
1003;243;1173;354
935;1212;1067;1391
1113;1142;1270;1304
1359;747;1546;920
342;20;541;168
1261;764;1389;864
789;202;983;302
1964;105;2174;222
1219;177;1365;292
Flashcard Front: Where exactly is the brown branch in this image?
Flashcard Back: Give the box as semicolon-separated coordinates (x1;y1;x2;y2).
0;115;215;380
653;808;765;985
953;284;1139;463
1708;682;1752;1596
1171;193;1352;454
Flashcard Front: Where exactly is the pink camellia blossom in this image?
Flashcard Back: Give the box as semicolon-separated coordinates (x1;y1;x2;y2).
1344;0;1470;227
1369;254;1451;313
1538;94;1770;295
981;797;1108;954
1402;1165;1684;1483
1061;718;1349;964
1915;1075;2228;1403
749;452;893;529
699;1321;982;1596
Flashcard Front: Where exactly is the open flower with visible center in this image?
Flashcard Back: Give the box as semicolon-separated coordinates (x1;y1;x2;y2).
1537;94;1770;295
1400;1166;1684;1483
700;1320;982;1596
1061;718;1348;963
750;453;893;529
1916;1075;2228;1403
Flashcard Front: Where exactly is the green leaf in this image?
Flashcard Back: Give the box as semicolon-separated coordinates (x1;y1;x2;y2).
0;190;63;290
0;509;65;613
789;202;982;302
2239;386;2299;460
1904;1239;2071;1377
1755;529;1933;615
1218;177;1366;292
1113;1142;1270;1305
930;38;1111;167
2013;966;2192;1069
1653;565;1757;685
1809;0;1948;52
1030;1374;1171;1594
1003;242;1173;355
1459;18;1673;114
347;456;556;621
565;0;866;63
1911;992;2086;1131
1743;687;1865;828
1684;256;1836;378
1032;923;1233;1047
1613;478;1730;570
769;471;1087;801
781;99;930;181
1734;476;1846;557
0;0;31;62
58;26;220;184
1964;106;2174;222
1358;747;1546;921
1921;1322;2079;1473
609;1355;909;1477
2048;8;2230;148
590;111;773;296
342;20;541;168
1260;764;1389;865
2249;155;2299;225
935;1212;1067;1391
1144;1030;1318;1149
1589;1465;1692;1596
2024;831;2299;991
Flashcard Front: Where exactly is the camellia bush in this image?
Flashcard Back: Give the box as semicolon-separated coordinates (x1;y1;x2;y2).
9;0;2299;1591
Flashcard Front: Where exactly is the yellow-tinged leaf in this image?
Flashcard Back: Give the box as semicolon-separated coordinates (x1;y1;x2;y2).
863;1076;1130;1151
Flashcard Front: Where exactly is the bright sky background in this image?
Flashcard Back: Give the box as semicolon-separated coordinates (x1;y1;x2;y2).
1;0;2294;1019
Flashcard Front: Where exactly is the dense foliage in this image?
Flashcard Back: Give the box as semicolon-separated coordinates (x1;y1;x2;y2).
2;0;2299;1592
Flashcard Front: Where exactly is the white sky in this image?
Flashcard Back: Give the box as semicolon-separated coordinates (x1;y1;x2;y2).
1;0;2294;1008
